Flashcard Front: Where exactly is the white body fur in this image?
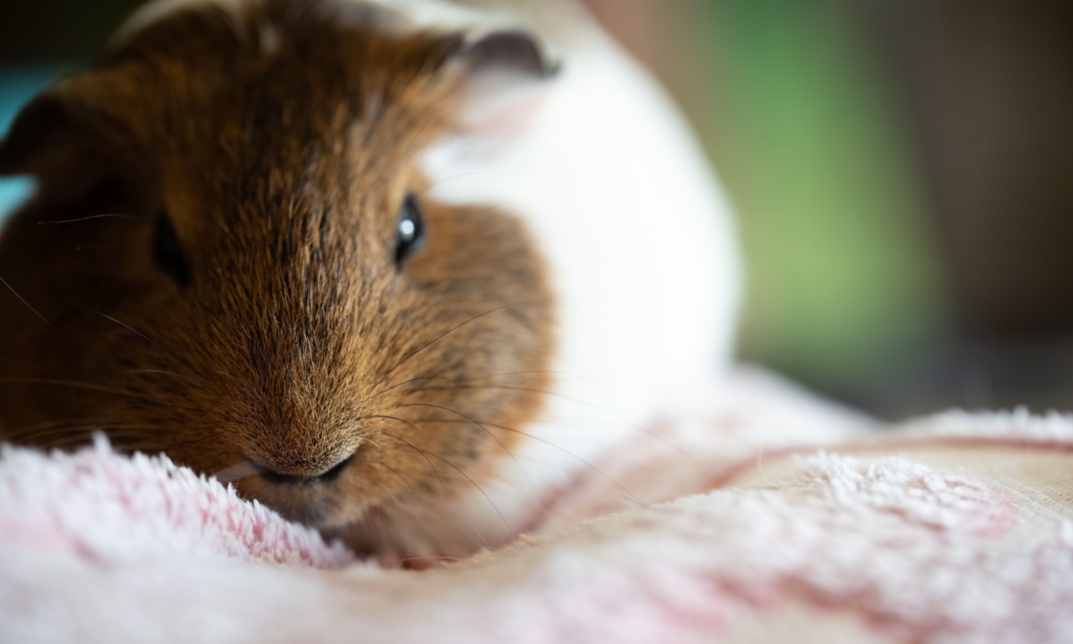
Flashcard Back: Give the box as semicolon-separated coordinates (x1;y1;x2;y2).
118;0;741;557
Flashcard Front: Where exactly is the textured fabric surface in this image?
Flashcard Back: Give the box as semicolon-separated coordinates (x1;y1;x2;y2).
1;369;1071;643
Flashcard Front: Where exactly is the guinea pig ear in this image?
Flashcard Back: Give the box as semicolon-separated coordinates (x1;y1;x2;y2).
0;94;78;177
0;89;150;216
455;29;557;79
444;28;558;133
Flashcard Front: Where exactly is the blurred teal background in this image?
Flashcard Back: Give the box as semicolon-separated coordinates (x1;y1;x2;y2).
4;0;1073;418
0;71;58;221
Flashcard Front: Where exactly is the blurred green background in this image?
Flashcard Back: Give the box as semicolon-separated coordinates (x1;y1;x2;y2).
3;0;1073;418
695;0;945;411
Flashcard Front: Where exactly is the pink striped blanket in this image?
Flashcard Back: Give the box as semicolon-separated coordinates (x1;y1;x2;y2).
1;369;1071;643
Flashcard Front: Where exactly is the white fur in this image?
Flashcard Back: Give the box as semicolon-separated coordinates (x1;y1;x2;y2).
111;0;251;43
113;0;516;44
421;5;741;540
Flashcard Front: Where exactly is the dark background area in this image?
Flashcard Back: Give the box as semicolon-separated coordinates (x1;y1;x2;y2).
0;2;137;62
3;0;1073;419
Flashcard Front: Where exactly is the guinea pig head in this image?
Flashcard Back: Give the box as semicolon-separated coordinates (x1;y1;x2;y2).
0;1;556;552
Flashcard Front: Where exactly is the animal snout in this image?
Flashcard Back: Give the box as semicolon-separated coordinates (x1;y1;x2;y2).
249;452;355;484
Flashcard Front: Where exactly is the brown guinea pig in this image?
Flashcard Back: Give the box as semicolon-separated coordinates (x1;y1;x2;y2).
0;0;739;562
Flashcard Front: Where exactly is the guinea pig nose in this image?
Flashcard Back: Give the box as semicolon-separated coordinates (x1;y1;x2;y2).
249;453;355;484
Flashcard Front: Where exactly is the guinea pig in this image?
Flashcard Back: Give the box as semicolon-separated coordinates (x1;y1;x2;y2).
0;0;739;562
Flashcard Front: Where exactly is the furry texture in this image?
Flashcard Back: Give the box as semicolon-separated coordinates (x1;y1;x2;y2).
2;369;1072;644
0;0;739;562
0;0;559;559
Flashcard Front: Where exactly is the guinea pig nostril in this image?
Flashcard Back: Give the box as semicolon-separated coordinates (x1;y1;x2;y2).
248;459;299;484
249;453;354;484
317;454;354;482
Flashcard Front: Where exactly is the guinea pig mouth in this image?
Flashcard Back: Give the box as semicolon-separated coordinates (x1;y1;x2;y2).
237;469;367;528
252;485;345;526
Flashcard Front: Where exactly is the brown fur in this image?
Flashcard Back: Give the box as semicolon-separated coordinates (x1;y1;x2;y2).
0;0;554;555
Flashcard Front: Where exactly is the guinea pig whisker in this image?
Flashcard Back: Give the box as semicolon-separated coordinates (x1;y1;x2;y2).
4;418;148;442
398;402;536;494
374;459;434;520
429;416;643;508
370;422;449;497
415;172;484;198
0;377;150;399
111;441;187;456
104;430;222;460
382;302;543;379
378;429;510;535
362;368;583;406
165;433;217;466
106;433;174;447
17;434;101;449
36;213;139;225
127;369;204;387
0;377;205;415
364;367;559;405
7;429;95;447
98;404;148;415
8;425;157;449
453;369;576;382
4;414;204;457
413;383;630;423
0;276;53;328
6;430;93;447
363;371;449;403
407;382;695;463
79;308;155;344
6;415;120;435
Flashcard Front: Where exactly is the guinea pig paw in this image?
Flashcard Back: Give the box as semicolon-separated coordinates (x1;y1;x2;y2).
391;540;462;571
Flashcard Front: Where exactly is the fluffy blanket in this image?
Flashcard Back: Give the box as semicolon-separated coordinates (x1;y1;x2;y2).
1;368;1071;643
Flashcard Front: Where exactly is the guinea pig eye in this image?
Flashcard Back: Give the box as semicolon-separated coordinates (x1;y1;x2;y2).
152;211;189;287
394;193;426;267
